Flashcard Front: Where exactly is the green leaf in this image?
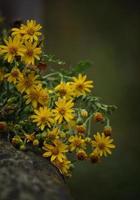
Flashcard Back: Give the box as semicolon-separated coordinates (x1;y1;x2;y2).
73;60;93;73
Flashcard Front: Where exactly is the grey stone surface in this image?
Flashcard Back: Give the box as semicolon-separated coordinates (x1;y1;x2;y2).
0;136;72;200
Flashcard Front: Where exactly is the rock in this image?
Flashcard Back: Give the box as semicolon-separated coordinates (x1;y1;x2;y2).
0;136;72;200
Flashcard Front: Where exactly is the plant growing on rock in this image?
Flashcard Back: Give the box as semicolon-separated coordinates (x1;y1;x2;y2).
0;20;117;177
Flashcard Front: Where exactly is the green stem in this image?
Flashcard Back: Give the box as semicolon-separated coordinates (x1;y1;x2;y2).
43;72;72;81
43;72;59;79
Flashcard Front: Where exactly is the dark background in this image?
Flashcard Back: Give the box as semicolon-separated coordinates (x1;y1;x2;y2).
0;0;140;200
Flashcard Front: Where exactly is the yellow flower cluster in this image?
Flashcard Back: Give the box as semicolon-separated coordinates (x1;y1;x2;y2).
0;20;116;177
0;20;42;64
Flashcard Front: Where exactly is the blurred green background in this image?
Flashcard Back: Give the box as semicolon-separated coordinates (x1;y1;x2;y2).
0;0;140;199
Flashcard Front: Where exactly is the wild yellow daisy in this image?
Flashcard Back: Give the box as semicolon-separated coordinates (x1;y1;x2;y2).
46;127;60;140
53;98;74;124
21;40;41;65
12;20;42;42
24;85;42;108
52;158;72;176
16;72;40;93
42;139;68;162
68;135;86;151
92;132;115;157
24;133;35;143
76;149;88;160
55;81;74;98
0;68;5;81
25;85;49;108
5;67;22;84
71;74;93;96
0;36;24;63
31;107;54;130
38;88;49;106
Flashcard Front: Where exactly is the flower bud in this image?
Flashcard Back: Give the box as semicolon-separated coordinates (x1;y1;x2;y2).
7;97;17;104
103;126;112;137
76;149;87;160
76;125;86;134
12;135;22;145
33;139;39;146
20;144;26;151
76;118;83;125
89;152;100;163
93;112;104;122
81;109;88;118
85;137;91;144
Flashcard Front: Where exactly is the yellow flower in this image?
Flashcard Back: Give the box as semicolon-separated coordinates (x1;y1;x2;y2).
89;151;100;163
76;149;88;160
5;67;22;84
16;72;40;93
0;36;23;63
53;98;74;124
38;88;49;106
12;20;42;42
92;132;115;157
21;40;41;65
46;127;60;140
55;81;74;98
24;85;41;108
31;107;54;130
71;74;93;96
12;135;23;145
42;139;68;162
68;135;86;151
0;68;5;81
52;158;72;176
24;133;35;142
24;85;49;108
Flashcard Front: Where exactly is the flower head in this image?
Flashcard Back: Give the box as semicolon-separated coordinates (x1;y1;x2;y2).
55;81;74;98
21;40;41;65
31;107;54;130
76;149;88;160
0;36;23;63
92;132;115;157
46;127;60;140
24;133;35;143
16;72;40;93
24;85;48;108
42;139;68;162
71;74;93;96
12;20;42;42
68;135;86;151
53;98;74;124
52;158;72;176
5;67;22;84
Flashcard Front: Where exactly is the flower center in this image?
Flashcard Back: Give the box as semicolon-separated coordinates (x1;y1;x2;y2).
30;92;38;100
59;89;67;96
27;28;35;35
59;108;66;115
40;116;46;123
41;94;48;102
76;84;84;90
74;139;81;147
9;46;17;55
52;147;59;155
24;79;33;87
98;143;105;150
11;71;19;77
26;49;34;57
